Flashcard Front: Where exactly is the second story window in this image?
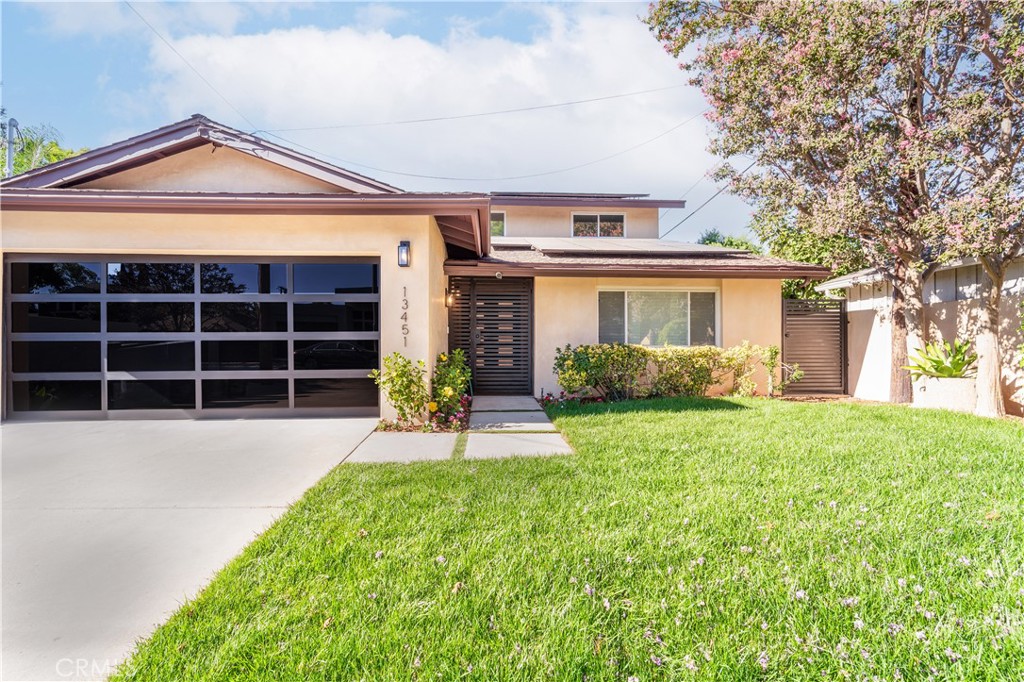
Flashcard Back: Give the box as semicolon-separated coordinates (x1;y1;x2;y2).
490;212;506;237
573;213;625;237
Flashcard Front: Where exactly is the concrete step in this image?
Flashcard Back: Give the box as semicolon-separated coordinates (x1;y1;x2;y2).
464;433;573;459
469;411;556;432
471;395;542;412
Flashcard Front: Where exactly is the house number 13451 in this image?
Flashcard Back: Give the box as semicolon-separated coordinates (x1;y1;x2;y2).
401;286;409;347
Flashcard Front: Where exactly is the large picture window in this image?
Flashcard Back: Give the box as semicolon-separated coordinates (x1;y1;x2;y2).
598;290;718;347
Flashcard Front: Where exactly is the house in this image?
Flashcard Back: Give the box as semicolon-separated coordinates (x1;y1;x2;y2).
0;114;829;420
816;259;1024;416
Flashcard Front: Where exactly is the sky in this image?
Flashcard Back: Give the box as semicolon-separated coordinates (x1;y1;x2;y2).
1;1;755;242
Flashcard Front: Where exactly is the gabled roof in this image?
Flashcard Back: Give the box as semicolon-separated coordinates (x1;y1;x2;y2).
0;114;403;194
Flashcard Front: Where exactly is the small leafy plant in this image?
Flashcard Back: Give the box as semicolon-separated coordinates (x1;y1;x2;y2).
370;352;429;427
903;340;978;381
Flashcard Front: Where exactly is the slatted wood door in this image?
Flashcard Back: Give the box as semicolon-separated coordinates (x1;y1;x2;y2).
448;277;533;395
782;299;847;394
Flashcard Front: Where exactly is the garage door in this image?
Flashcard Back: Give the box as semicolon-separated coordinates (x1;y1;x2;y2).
4;257;380;418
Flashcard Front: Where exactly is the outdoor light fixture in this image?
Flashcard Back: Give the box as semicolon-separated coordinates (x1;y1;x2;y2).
445;288;454;308
398;241;411;267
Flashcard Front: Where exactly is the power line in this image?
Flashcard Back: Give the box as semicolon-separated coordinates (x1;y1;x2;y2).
262;85;688;131
660;160;756;239
122;1;259;132
264;109;708;182
659;173;707;219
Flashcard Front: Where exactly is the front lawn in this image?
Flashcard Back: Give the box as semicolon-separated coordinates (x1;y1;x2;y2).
112;399;1024;680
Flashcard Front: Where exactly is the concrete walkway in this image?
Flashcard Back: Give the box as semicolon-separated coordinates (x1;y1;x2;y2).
344;396;573;464
2;418;376;682
466;396;572;458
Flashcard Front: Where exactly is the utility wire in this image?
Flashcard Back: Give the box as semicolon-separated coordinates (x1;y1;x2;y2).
265;109;708;182
262;85;688;131
660;160;757;239
120;2;700;185
659;173;707;219
123;1;259;132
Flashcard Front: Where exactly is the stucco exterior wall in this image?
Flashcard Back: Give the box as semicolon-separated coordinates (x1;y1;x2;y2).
845;281;895;402
0;209;447;420
77;145;348;194
844;263;1024;414
494;205;660;239
532;276;783;397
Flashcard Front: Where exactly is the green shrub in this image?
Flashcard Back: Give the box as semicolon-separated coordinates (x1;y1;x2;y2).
553;343;650;401
369;353;429;426
554;342;795;401
650;345;723;396
762;344;804;396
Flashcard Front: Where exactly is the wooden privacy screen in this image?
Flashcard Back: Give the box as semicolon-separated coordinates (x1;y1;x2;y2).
448;277;533;395
782;299;847;394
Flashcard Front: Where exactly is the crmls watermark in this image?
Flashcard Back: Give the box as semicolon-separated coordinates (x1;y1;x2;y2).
55;658;116;679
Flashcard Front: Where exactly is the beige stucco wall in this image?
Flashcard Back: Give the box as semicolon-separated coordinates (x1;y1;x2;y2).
77;145;348;194
533;276;783;397
0;209;448;419
494;205;660;239
845;269;1024;415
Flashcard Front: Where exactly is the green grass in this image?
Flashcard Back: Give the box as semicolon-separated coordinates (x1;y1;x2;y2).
112;399;1024;681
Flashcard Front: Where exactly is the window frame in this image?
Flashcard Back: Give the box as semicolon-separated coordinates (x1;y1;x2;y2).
490;211;506;237
596;286;722;347
571;212;627;238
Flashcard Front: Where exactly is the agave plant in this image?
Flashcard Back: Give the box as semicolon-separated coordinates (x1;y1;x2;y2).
903;340;978;381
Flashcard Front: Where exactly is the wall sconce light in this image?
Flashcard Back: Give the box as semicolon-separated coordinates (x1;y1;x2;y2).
445;288;454;308
397;240;411;267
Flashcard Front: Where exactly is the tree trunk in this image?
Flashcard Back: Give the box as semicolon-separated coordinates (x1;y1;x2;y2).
889;284;913;404
889;262;927;404
902;270;927;368
975;265;1006;418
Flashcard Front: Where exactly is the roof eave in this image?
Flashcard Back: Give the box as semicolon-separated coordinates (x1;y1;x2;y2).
490;197;687;209
1;189;491;257
444;260;831;280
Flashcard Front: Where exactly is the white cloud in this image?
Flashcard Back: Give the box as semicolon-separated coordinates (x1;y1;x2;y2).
353;3;409;31
121;3;752;239
28;1;291;39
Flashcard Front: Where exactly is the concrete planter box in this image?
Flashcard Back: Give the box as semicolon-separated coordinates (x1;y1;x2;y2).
912;376;977;413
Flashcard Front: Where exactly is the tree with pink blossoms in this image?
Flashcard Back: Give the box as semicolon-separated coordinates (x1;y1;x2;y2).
646;0;1023;412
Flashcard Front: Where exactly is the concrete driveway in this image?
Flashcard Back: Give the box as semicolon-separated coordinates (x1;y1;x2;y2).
1;418;375;682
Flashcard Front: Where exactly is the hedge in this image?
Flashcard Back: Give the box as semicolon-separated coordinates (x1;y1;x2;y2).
552;342;797;401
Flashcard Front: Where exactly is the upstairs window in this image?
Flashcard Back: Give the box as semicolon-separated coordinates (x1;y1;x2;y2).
598;290;718;347
573;213;625;237
490;212;506;237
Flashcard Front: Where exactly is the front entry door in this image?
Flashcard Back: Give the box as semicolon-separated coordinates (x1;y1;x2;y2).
448;277;533;395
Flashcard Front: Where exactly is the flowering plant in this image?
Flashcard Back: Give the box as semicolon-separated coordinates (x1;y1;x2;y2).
428;349;472;431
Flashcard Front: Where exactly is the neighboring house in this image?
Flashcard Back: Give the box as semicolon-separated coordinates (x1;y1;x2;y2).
0;114;828;421
816;259;1024;416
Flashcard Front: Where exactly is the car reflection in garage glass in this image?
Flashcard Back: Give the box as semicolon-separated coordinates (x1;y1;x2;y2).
294;340;378;370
